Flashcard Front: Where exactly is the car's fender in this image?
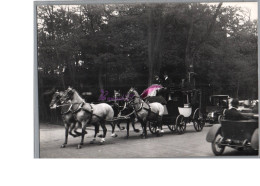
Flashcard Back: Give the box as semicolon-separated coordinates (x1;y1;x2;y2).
251;128;258;150
206;124;221;142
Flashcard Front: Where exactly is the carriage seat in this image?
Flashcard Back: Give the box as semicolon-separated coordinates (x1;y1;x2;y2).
220;119;258;142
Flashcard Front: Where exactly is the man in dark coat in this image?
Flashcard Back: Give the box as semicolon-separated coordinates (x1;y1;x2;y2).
162;74;172;88
153;75;161;85
224;98;249;120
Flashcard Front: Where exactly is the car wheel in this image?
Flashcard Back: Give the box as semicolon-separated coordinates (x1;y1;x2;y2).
212;132;225;156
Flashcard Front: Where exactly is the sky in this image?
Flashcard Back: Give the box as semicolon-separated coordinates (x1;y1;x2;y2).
212;2;258;20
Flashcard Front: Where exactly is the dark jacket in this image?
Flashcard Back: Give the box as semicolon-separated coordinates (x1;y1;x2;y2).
224;108;249;120
162;77;172;88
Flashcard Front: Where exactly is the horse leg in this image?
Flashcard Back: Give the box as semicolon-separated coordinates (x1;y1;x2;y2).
139;120;147;139
77;121;87;149
110;122;118;138
117;123;125;130
61;124;69;148
73;122;87;137
143;120;147;139
90;124;99;144
132;117;140;133
126;120;130;138
99;122;107;144
68;122;78;137
144;121;147;138
156;116;163;137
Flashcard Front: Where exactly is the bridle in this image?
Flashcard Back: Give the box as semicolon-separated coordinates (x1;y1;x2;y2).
126;90;144;112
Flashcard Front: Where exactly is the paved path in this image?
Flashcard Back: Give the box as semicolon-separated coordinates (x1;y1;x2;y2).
39;122;258;158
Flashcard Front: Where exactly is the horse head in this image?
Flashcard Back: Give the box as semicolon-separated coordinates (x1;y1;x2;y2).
114;90;121;98
60;87;75;104
49;91;63;109
125;87;140;105
126;87;135;100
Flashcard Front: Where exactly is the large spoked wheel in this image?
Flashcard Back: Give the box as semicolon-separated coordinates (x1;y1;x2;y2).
176;115;186;134
148;121;157;134
193;108;205;132
211;131;225;156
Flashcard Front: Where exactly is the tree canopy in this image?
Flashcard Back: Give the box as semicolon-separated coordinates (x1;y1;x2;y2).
37;3;258;121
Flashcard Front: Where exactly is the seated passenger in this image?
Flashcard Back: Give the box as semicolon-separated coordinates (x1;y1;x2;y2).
153;75;161;85
224;98;249;120
252;101;258;114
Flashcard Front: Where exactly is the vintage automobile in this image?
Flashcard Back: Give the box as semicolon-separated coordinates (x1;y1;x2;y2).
206;117;258;156
206;95;229;124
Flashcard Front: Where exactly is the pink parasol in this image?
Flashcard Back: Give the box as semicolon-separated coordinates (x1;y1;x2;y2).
141;84;163;99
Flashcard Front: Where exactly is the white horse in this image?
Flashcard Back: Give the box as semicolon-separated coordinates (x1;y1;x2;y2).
60;87;116;149
126;88;164;138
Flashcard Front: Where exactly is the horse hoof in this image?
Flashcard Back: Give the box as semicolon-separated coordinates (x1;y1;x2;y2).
134;129;140;133
60;144;66;148
90;141;95;144
111;134;118;138
77;145;82;149
142;135;147;139
98;134;103;138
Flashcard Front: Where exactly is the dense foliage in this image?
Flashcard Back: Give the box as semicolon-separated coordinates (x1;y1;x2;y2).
37;3;257;122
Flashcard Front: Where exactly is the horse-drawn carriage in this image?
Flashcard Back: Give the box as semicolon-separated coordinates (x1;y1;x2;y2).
143;86;205;135
49;84;206;148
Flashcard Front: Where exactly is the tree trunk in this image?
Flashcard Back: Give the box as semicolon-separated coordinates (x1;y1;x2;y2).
147;8;154;86
98;66;104;90
147;6;164;86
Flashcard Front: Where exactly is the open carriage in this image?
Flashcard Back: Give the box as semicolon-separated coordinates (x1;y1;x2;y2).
147;87;206;135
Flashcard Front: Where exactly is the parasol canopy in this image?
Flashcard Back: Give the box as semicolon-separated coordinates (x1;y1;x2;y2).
140;84;163;99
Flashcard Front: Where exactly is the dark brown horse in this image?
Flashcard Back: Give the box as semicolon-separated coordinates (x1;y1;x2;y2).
49;91;84;148
112;90;140;138
126;88;164;138
60;88;115;149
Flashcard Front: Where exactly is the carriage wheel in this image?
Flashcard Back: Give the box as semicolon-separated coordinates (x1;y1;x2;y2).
211;131;225;156
148;121;157;134
176;115;186;134
193;108;205;132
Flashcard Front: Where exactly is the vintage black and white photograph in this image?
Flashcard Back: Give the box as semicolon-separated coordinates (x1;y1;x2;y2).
36;1;259;158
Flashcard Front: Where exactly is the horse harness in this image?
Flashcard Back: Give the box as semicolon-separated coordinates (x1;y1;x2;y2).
130;97;161;120
60;104;73;115
70;102;105;124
